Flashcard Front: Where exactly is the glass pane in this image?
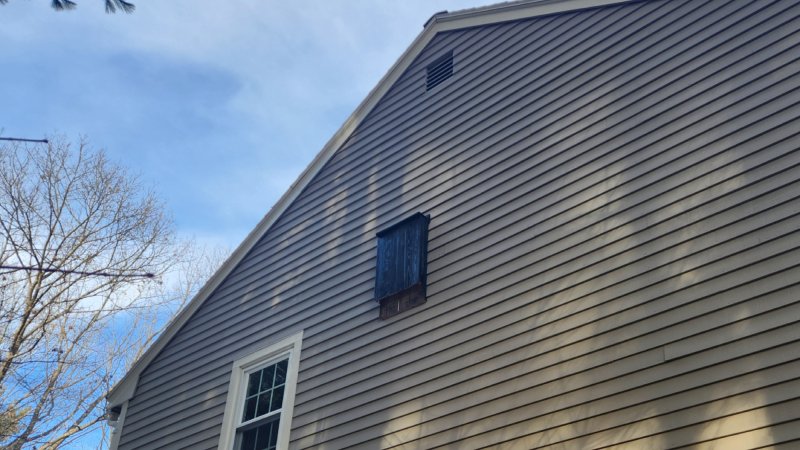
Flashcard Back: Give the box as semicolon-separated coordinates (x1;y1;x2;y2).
270;385;284;412
243;396;258;422
274;360;288;385
241;426;257;450
246;371;261;397
261;365;275;389
255;391;271;417
255;420;279;450
268;421;279;448
255;425;269;450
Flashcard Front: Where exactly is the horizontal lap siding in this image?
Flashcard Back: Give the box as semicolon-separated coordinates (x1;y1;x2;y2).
117;0;800;448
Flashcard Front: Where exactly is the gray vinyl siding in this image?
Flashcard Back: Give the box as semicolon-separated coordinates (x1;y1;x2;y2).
118;0;800;448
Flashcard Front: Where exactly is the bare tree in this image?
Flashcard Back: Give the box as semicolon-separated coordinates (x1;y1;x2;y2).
0;137;217;449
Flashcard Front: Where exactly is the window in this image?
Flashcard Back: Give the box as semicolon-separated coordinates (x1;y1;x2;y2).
375;213;430;319
218;331;303;450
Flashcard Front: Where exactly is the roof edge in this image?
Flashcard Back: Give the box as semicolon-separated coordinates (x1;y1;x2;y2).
107;0;638;407
433;0;633;30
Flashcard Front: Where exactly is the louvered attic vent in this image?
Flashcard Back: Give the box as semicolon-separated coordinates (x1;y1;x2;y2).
426;50;453;91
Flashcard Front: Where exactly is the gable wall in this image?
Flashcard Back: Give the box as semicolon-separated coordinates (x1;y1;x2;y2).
119;0;800;448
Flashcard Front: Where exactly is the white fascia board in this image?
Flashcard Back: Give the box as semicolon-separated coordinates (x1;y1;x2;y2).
106;0;637;408
431;0;636;31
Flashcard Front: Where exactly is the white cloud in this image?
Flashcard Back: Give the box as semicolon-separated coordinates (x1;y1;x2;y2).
0;0;488;252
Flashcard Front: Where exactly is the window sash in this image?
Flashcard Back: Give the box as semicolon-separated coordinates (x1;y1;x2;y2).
238;405;282;430
235;416;281;450
240;358;288;423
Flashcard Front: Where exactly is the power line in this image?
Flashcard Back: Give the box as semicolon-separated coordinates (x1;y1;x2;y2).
0;137;49;144
0;265;154;279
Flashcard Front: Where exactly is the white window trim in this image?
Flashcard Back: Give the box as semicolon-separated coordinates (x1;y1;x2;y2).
218;331;303;450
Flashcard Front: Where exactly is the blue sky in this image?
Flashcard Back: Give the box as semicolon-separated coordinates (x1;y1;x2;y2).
0;0;487;250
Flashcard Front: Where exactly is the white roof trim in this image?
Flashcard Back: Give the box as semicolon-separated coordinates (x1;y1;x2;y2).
432;0;633;27
107;0;637;407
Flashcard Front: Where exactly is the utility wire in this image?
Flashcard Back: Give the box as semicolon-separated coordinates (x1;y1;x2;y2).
0;265;154;279
0;137;49;144
1;135;150;279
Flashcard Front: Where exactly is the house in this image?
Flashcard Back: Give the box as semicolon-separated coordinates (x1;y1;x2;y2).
107;0;800;448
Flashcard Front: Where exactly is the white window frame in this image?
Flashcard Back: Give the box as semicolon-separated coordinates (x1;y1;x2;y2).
218;331;303;450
